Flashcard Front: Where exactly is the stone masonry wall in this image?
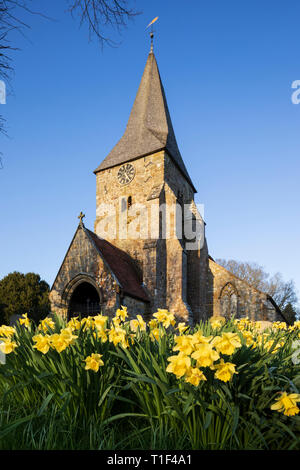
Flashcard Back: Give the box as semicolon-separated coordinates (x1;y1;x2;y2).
207;258;283;322
94;150;205;322
50;226;118;319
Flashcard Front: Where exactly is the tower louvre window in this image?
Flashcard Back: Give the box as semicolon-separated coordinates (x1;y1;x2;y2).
128;196;132;209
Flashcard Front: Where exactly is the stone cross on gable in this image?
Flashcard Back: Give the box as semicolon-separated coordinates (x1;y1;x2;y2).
78;211;85;225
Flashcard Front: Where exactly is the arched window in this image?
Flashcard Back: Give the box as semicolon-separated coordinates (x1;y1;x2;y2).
127;196;132;209
219;283;238;319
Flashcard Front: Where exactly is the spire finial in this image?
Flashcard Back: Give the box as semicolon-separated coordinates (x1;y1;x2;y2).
146;17;158;53
78;211;85;226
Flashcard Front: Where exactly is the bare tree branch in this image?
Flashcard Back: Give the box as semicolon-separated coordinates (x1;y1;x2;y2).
67;0;140;47
216;258;298;312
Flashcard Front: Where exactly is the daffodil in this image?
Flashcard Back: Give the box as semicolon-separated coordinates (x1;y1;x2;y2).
173;335;194;355
94;328;108;343
166;353;191;378
60;327;78;345
19;313;30;328
38;317;55;333
0;338;17;354
177;322;188;335
48;327;77;353
191;331;213;349
108;326;128;348
271;392;300;416
0;325;15;338
191;343;219;368
184;367;207;386
81;316;94;330
264;339;283;354
116;306;128;322
93;314;108;331
49;334;69;353
242;330;254;347
130;315;146;332
149;327;160;342
153;309;175;328
273;322;287;331
148;318;158;329
84;353;104;372
209;316;225;329
32;334;51;354
212;332;241;355
67;317;81;330
212;359;238;382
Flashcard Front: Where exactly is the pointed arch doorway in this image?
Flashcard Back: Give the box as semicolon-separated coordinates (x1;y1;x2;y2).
68;280;101;319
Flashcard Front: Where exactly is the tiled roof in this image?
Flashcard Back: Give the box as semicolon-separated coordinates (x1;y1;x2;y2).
94;51;196;192
86;228;149;302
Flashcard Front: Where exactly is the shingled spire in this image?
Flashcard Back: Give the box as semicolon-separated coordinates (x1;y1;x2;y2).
94;51;196;192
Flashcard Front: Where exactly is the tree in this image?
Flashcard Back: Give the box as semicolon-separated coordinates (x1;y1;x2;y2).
282;302;298;325
0;271;50;324
216;259;299;314
67;0;140;47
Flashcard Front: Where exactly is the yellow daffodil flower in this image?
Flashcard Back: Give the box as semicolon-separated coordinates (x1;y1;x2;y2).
153;309;175;328
32;334;51;354
148;318;158;329
212;359;238;382
108;326;128;348
94;328;108;343
38;317;55;333
191;343;220;368
149;327;160;342
60;327;78;345
173;335;195;355
184;367;207;386
84;353;104;372
0;325;15;338
242;330;254;347
19;313;30;328
271;392;300;416
209;316;225;329
49;334;69;353
80;316;94;330
93;315;108;331
130;315;146;332
67;317;81;331
177;322;188;335
0;338;17;354
116;306;128;322
212;332;241;355
166;353;191;378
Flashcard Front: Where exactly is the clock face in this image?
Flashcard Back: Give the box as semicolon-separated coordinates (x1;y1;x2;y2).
117;163;135;185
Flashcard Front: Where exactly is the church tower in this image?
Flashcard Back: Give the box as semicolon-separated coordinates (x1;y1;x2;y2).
93;48;208;322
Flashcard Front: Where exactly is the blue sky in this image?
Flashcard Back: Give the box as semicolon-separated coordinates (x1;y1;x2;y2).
1;0;300;304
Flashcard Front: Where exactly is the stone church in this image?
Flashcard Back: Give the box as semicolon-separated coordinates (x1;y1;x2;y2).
49;47;286;325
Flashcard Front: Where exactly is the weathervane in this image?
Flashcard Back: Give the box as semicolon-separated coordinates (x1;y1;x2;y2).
146;17;159;53
78;211;85;225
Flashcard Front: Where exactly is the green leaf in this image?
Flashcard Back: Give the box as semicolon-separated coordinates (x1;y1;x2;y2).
0;414;35;440
204;411;213;430
37;392;55;416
